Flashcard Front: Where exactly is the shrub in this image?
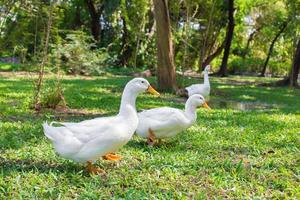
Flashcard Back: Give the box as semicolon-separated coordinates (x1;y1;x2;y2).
49;31;110;75
228;56;289;75
40;80;66;109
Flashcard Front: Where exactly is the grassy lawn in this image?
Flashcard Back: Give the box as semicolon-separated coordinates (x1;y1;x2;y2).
0;72;299;199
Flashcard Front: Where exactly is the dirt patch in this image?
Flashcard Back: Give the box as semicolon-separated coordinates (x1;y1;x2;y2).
54;106;96;115
0;107;107;122
43;106;110;121
224;79;257;86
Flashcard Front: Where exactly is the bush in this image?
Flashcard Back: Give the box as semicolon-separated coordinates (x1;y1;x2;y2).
267;60;290;76
49;31;111;75
228;56;264;74
228;56;289;76
40;80;66;109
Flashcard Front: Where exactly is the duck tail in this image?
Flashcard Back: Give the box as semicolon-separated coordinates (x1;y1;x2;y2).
43;121;60;141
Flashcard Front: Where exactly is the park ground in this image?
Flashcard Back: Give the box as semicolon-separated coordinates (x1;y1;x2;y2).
0;71;299;199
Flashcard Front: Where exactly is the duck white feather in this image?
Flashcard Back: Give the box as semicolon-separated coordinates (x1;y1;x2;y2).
43;78;159;164
185;65;211;99
136;94;210;144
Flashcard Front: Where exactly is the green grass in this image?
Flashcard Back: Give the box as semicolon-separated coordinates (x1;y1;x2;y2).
0;62;24;71
0;72;299;199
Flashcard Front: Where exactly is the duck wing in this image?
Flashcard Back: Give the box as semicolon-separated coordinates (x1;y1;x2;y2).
43;118;123;162
44;116;119;143
137;107;188;133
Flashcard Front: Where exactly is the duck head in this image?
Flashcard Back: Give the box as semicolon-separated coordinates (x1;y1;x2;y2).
204;65;211;72
202;65;211;75
188;94;211;109
126;78;160;96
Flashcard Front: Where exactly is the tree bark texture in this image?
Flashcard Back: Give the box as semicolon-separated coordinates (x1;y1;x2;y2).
34;0;55;109
260;22;287;76
290;38;300;87
85;0;103;42
117;16;133;67
153;0;176;90
243;26;262;59
218;0;235;77
202;41;225;69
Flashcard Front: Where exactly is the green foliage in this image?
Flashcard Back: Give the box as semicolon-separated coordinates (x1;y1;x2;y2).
40;80;66;109
49;31;111;75
0;61;38;72
0;0;299;75
228;56;290;75
228;56;264;74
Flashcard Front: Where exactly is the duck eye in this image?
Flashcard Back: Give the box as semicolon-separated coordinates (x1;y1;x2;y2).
141;81;145;84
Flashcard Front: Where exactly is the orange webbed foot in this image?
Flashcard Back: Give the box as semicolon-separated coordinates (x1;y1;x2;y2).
147;128;156;146
86;161;105;175
102;153;122;161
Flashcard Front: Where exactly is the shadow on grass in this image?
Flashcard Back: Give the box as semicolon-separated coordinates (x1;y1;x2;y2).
0;78;32;91
0;157;84;175
0;157;132;177
213;85;300;113
126;136;192;156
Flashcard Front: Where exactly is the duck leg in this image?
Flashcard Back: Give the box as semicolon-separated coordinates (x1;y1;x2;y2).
147;129;156;146
102;153;122;161
86;160;105;174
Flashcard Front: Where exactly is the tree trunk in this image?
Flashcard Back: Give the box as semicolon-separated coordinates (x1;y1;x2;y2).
276;38;300;87
33;0;55;110
218;0;235;77
202;41;225;69
117;16;133;67
243;26;262;59
153;0;176;90
73;3;82;29
85;0;103;42
260;22;287;77
146;4;155;37
289;38;300;87
198;0;216;72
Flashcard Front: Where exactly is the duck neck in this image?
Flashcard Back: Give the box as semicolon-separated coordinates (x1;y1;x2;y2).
119;86;138;116
184;101;197;123
204;71;209;86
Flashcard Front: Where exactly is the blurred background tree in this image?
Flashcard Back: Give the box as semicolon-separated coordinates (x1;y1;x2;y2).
0;0;299;89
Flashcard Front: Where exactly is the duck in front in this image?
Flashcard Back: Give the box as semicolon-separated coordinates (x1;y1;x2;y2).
43;78;159;174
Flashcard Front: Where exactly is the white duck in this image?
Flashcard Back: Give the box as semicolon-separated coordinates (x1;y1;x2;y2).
136;94;210;145
185;65;211;100
43;78;159;174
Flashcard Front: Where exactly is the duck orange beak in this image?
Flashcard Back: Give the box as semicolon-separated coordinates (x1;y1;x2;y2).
147;85;160;96
203;102;211;110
